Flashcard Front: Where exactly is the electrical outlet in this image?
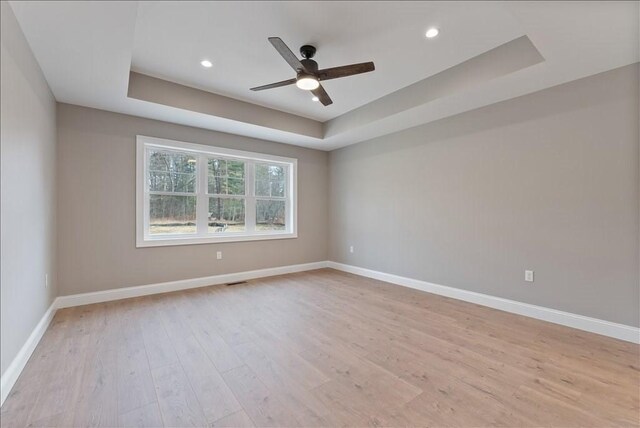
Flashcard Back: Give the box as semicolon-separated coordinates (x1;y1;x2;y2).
45;274;49;289
525;270;534;282
349;246;354;254
216;251;223;260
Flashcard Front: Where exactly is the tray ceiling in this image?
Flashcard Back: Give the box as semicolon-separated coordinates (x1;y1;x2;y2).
9;1;639;150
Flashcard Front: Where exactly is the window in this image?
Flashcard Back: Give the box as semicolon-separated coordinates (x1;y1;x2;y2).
137;136;297;247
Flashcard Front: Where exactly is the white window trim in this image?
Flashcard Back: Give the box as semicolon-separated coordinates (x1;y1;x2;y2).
136;135;298;248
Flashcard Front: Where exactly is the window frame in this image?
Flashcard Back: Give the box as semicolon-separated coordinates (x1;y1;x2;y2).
136;135;297;247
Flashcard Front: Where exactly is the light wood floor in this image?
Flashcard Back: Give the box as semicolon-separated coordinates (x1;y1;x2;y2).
1;269;638;427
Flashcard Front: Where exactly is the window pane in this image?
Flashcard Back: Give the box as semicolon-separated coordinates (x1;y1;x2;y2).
148;150;196;193
209;176;224;195
227;178;245;195
270;181;285;198
227;160;245;178
256;200;285;231
209;197;245;233
255;179;269;197
209;158;226;176
208;158;245;195
149;195;196;234
255;164;286;197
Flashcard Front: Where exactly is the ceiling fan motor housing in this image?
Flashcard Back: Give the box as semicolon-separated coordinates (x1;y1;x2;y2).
300;44;316;59
300;58;318;73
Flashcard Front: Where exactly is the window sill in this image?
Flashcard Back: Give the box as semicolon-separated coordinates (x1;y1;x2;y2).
136;232;298;248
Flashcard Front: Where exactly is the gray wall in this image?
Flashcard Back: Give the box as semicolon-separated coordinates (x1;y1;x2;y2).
56;104;329;296
329;64;639;327
1;2;58;376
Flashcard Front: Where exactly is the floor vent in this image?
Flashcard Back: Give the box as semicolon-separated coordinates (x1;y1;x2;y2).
226;281;248;286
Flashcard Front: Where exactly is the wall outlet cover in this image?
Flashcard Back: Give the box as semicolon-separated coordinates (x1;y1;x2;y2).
525;270;534;282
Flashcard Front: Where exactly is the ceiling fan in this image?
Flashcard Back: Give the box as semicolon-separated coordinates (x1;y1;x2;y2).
250;37;375;106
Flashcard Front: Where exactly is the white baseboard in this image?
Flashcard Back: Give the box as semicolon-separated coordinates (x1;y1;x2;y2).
56;261;329;308
2;260;636;408
1;300;57;406
327;261;640;344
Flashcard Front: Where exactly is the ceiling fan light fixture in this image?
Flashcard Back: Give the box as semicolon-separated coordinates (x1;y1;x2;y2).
200;59;213;68
296;74;320;90
249;37;375;107
425;28;439;38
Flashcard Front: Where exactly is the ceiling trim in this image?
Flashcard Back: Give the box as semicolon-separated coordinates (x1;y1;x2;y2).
127;71;323;139
324;36;544;139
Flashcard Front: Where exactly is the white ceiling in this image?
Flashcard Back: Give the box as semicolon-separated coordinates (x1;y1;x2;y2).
8;1;640;150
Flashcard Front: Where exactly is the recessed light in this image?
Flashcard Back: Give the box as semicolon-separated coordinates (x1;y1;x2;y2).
425;28;439;39
200;59;213;68
311;96;319;102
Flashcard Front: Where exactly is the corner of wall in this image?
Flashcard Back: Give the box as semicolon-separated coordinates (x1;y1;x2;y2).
0;0;58;379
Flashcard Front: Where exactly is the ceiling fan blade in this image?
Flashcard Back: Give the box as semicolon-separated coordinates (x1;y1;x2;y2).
317;62;375;81
268;37;306;72
250;78;297;91
311;84;333;106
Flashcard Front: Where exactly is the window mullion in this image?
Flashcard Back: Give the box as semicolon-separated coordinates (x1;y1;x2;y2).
245;161;256;233
286;165;291;234
196;154;208;236
143;148;150;239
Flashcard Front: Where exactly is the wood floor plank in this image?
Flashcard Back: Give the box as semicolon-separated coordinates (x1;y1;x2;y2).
1;269;637;427
139;301;180;371
231;341;334;426
144;336;180;371
151;363;208;427
118;402;164;428
172;335;242;424
116;333;157;415
25;334;91;425
221;365;301;427
210;409;256;427
0;370;45;427
232;341;324;392
70;341;118;427
299;338;422;411
175;295;245;373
